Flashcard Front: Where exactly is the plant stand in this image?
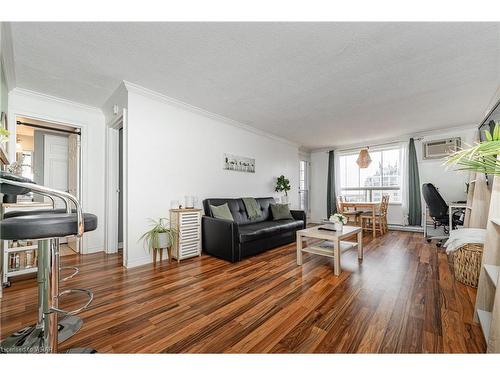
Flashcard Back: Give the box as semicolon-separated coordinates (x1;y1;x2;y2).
153;246;171;264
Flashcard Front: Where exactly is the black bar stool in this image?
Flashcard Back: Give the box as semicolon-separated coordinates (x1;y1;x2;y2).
0;173;97;353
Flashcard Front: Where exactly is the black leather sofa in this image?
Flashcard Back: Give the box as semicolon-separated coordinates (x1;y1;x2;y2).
202;197;306;262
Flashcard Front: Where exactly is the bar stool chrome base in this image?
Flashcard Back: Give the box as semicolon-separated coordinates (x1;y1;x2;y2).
0;315;84;353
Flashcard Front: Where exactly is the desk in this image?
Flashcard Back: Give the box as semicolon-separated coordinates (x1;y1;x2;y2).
340;202;379;238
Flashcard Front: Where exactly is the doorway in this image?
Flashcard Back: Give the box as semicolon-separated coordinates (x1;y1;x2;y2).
105;110;127;266
118;128;124;250
299;160;310;218
15;117;82;255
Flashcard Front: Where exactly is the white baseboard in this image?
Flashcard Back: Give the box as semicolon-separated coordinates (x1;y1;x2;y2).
387;224;423;233
125;255;152;269
85;246;105;254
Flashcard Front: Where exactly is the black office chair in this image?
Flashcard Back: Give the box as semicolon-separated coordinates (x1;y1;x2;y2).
422;183;464;246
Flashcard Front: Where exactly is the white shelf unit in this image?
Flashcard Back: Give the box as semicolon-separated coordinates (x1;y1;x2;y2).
2;240;38;286
474;158;500;352
170;208;202;262
1;202;52;287
484;264;500;288
477;309;492;339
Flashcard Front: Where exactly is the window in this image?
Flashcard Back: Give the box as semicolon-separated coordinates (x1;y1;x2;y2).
339;146;402;203
299;160;309;213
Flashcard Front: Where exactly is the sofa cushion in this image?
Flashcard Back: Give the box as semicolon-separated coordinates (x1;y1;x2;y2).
239;219;304;243
270;203;293;220
203;197;275;225
210;203;234;221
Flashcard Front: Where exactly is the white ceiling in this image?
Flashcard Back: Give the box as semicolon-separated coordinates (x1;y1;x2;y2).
8;22;500;149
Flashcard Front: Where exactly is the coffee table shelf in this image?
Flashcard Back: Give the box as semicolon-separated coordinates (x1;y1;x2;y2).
302;240;358;258
296;225;363;276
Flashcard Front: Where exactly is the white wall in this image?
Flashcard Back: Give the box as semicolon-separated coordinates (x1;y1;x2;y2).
309;125;477;225
416;127;476;201
124;85;300;267
8;88;106;253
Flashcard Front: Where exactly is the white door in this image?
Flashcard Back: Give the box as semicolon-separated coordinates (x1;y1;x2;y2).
44;134;69;209
299;160;310;217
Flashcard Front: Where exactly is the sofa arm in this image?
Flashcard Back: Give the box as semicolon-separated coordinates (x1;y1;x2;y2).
290;210;307;228
202;216;240;262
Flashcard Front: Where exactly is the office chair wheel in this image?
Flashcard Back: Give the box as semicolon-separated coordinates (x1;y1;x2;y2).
436;242;442;247
426;239;432;243
3;281;11;288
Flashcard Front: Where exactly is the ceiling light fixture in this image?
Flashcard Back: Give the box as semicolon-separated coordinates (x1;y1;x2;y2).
356;147;371;168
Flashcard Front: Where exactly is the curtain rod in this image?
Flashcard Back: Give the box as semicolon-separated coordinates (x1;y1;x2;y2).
16;121;81;135
328;137;423;153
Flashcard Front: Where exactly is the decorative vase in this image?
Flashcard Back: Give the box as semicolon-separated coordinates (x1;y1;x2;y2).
334;222;343;232
281;195;289;204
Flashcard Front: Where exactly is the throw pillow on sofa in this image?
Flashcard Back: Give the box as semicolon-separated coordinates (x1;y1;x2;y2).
270;203;293;220
210;203;234;221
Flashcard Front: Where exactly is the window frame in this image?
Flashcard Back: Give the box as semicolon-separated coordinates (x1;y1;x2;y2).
338;145;403;203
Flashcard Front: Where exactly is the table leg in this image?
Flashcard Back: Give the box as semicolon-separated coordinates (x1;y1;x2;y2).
153;248;157;264
333;239;341;276
357;231;363;260
296;234;303;265
372;211;376;239
159;248;163;263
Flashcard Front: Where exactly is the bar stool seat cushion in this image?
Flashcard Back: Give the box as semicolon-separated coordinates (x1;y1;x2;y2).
0;171;35;196
0;213;97;240
3;208;76;219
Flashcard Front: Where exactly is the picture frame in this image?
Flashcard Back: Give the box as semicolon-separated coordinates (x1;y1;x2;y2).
223;153;255;173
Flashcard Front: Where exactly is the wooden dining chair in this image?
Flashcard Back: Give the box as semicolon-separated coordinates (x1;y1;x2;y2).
361;194;390;236
336;195;363;226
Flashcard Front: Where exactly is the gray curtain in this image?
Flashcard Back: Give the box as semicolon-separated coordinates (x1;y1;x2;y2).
408;138;422;226
327;150;337;217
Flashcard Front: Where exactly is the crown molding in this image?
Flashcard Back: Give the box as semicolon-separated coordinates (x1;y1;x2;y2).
10;87;104;115
1;22;16;90
122;80;299;148
310;122;478;153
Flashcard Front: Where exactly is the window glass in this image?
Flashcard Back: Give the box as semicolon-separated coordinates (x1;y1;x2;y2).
339;146;402;203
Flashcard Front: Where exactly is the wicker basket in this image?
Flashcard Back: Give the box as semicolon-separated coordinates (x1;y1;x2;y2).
453;243;484;288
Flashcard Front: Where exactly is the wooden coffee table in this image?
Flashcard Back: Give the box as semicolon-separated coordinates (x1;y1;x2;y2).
296;225;363;276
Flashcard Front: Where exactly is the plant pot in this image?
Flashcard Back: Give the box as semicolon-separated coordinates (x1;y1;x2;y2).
156;233;172;249
334;223;343;232
281;195;289;204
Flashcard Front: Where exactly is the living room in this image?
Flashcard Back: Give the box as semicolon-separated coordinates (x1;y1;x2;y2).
1;1;500;372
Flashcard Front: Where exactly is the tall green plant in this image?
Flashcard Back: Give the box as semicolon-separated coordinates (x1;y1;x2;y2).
275;175;291;196
0;128;10;144
446;122;500;176
139;218;177;251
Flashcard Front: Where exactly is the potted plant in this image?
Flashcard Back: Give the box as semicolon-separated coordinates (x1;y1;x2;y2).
0;127;10;144
329;213;347;231
140;218;177;254
275;175;291;204
446;122;500;175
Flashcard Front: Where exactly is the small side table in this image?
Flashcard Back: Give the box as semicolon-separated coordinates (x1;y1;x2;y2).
153;246;172;264
169;208;202;262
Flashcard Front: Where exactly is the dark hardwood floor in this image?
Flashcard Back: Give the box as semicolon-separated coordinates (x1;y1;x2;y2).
0;230;486;353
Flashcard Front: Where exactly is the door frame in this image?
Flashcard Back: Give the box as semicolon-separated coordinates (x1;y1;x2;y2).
8;111;85;251
104;109;127;267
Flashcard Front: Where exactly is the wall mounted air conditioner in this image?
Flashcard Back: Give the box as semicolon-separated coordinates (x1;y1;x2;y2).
422;137;461;160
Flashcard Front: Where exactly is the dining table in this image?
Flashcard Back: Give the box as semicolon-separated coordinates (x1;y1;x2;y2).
340;201;380;239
